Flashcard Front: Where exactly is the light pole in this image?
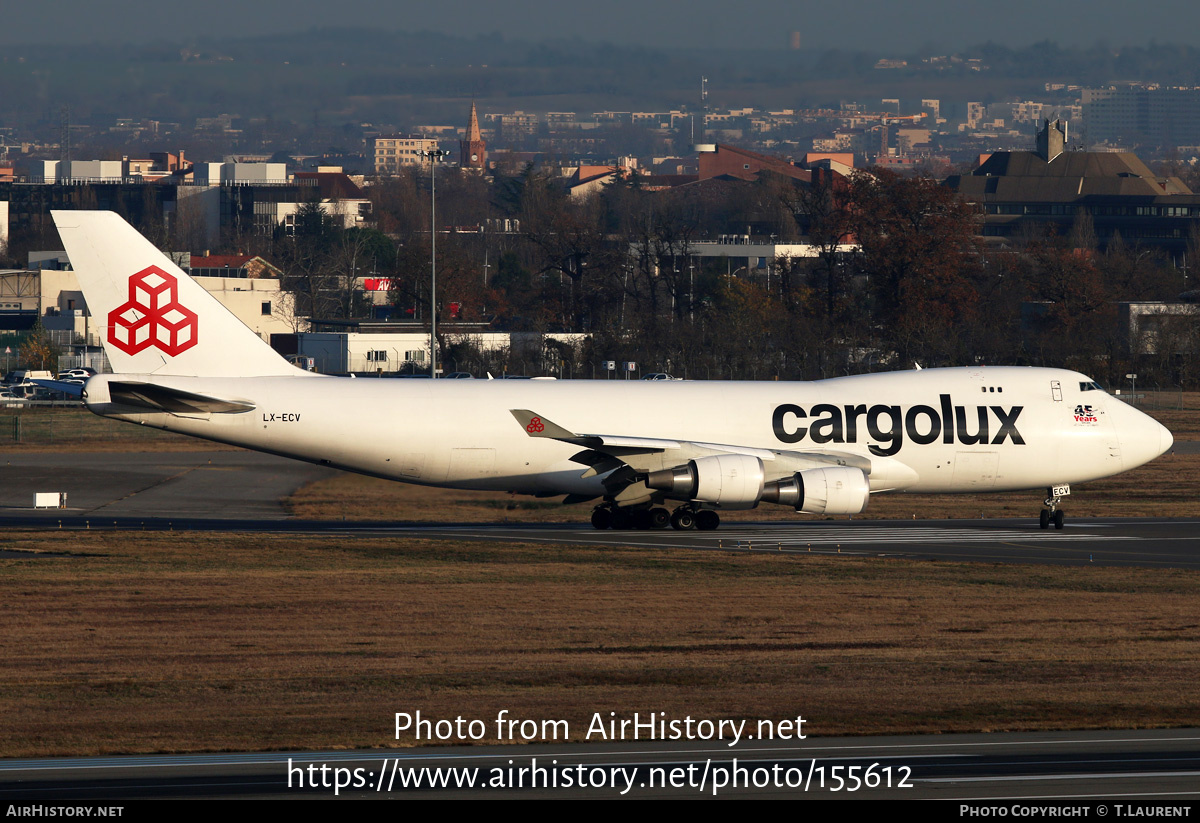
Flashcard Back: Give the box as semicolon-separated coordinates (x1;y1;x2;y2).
418;146;448;377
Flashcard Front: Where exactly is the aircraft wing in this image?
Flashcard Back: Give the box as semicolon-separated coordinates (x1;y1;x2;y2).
510;408;872;504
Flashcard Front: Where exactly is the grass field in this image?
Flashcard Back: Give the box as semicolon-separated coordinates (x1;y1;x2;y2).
2;531;1199;758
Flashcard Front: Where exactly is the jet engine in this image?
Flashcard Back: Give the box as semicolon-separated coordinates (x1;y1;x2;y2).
760;466;870;514
645;454;765;509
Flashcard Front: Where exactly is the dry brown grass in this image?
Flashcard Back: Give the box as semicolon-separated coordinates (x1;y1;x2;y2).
2;530;1199;758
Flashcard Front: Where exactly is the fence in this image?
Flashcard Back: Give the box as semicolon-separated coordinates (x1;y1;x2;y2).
1125;388;1192;411
1;407;177;446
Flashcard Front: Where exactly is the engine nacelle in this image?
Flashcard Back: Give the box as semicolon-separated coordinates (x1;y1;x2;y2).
761;466;870;515
645;454;765;509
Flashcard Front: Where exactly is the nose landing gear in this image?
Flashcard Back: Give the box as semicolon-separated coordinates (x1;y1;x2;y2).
1039;487;1066;530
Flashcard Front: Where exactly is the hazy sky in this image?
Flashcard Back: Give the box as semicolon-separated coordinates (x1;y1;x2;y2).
7;0;1200;51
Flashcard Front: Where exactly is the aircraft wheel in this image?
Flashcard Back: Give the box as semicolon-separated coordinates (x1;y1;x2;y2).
632;509;654;530
1039;509;1050;530
1053;510;1065;530
591;508;612;530
671;509;696;530
695;510;720;531
610;509;633;530
649;507;670;529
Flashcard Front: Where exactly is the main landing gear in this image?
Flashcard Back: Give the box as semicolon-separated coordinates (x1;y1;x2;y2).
670;505;720;531
591;503;721;531
1039;489;1065;530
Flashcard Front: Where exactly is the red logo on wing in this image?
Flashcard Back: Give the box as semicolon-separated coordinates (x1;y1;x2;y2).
526;417;545;433
107;266;199;357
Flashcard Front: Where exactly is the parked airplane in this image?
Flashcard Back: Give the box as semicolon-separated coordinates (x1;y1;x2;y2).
51;210;1173;532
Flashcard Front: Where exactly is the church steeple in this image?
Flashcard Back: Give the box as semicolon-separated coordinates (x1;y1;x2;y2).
460;102;486;170
467;101;482;142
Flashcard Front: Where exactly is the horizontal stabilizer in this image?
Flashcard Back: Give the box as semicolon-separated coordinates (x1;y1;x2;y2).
31;379;85;397
107;381;256;414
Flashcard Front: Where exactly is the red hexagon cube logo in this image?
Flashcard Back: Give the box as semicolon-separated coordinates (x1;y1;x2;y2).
154;303;199;354
130;267;177;313
109;301;154;354
107;266;199;357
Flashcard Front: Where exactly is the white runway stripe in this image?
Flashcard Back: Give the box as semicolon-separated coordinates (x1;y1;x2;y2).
699;528;1135;544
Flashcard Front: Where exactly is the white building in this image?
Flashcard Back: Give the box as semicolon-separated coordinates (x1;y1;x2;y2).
372;135;440;175
191;162;287;185
33;160;125;184
298;329;589;375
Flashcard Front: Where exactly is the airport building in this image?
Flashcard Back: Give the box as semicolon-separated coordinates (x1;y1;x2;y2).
296;325;588;375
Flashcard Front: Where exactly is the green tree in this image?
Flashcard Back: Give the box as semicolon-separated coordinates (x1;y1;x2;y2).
18;321;59;371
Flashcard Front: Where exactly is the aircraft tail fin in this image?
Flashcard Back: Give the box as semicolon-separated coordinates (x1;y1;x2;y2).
52;210;301;378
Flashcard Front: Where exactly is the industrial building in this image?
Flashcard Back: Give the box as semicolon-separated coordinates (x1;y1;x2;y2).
0;162;369;250
945;119;1200;255
1083;85;1200;147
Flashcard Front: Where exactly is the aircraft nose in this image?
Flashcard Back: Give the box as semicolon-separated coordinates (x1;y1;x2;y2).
1114;401;1173;468
1159;419;1174;457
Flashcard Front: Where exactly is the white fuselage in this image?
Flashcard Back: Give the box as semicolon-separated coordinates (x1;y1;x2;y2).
82;366;1172;501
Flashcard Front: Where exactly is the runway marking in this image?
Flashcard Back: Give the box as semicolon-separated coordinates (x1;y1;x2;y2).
386;525;1138;547
696;528;1137;545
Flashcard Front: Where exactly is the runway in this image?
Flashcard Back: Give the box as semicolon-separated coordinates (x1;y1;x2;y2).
0;451;334;520
379;518;1200;569
2;451;1198;568
2;512;1199;568
3;728;1199;799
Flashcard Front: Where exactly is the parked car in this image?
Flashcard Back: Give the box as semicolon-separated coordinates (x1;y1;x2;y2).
641;372;676;381
4;369;52;386
443;372;475;379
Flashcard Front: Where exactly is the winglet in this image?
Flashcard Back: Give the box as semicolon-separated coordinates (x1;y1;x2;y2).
510;409;579;440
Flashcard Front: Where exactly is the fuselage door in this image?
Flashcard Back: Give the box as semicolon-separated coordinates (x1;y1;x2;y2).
1051;380;1063;402
951;451;999;489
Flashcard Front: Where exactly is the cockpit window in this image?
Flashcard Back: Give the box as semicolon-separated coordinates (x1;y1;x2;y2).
1079;381;1105;392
